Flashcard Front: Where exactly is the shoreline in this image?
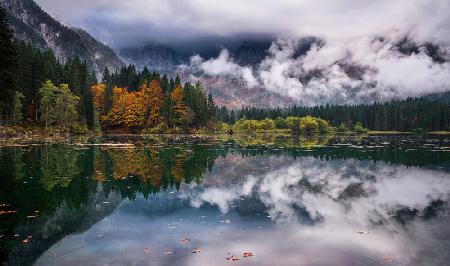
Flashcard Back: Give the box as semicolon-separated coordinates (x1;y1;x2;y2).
1;131;449;147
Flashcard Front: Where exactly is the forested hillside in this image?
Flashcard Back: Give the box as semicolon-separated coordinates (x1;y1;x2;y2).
0;4;215;134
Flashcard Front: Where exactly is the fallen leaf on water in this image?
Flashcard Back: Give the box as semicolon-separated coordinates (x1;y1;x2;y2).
243;252;254;257
384;256;395;262
0;210;17;215
180;238;191;244
191;248;201;254
226;255;239;261
143;248;150;253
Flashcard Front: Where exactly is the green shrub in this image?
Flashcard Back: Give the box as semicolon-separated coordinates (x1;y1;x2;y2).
216;122;231;133
412;128;426;137
299;116;319;134
274;117;288;129
338;123;349;133
142;123;167;134
70;123;89;134
259;118;275;130
5;127;17;136
316;118;330;133
353;122;369;134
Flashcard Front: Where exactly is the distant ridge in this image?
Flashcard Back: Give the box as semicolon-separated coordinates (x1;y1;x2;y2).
0;0;124;76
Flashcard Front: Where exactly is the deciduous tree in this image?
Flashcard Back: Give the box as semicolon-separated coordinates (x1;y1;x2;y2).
170;84;187;127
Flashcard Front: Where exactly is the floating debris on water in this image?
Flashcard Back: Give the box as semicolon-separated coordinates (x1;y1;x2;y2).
180;237;190;244
243;252;254;257
384;256;395;262
191;248;201;254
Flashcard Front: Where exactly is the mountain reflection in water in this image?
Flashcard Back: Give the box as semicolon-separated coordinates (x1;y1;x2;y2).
0;136;449;266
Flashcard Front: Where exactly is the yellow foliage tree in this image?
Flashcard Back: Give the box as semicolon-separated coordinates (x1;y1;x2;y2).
91;83;106;127
170;154;186;184
170;84;187;127
141;79;163;127
124;91;145;128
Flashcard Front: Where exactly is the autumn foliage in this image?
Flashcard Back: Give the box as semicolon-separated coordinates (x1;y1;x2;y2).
171;84;187;127
91;75;214;132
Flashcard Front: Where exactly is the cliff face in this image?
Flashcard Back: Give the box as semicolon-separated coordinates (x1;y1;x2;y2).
1;0;124;75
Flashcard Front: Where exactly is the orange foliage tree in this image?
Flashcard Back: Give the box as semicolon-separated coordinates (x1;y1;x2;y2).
105;87;128;127
91;83;106;124
91;83;106;113
141;80;164;127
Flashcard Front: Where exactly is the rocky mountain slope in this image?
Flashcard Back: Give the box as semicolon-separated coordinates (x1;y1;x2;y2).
1;0;124;75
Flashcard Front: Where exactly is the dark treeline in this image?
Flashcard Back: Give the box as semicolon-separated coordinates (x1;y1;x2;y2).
14;42;97;126
216;98;450;131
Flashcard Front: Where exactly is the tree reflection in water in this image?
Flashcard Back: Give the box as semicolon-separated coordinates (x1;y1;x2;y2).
0;136;449;265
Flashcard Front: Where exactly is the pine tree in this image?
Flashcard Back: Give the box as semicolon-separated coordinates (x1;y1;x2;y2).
0;5;17;116
207;93;216;119
102;67;110;84
12;91;24;124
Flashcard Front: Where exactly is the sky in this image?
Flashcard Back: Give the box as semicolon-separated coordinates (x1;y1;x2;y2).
35;0;450;104
35;0;450;48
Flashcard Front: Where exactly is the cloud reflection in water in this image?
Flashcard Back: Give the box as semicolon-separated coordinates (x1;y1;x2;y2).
36;154;450;266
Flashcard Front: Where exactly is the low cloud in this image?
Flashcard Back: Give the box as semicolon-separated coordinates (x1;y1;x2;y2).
180;49;259;88
181;37;450;105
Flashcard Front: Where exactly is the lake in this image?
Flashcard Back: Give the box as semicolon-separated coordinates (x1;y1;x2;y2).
1;135;449;266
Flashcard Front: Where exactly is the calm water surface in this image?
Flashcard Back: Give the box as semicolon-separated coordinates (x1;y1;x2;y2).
1;135;449;266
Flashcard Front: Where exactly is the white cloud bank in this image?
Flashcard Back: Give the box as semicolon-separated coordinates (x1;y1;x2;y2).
181;37;450;105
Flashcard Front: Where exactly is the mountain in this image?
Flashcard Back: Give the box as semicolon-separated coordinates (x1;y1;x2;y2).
119;39;297;108
0;0;124;75
119;43;182;73
234;40;273;66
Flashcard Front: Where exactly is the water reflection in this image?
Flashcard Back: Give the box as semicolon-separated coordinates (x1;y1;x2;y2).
0;137;449;265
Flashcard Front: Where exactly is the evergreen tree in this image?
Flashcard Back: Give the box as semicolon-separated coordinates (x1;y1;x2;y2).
207;93;216;119
102;67;110;84
0;5;17;116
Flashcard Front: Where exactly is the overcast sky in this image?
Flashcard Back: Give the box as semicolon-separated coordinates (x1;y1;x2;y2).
35;0;450;49
35;0;450;104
